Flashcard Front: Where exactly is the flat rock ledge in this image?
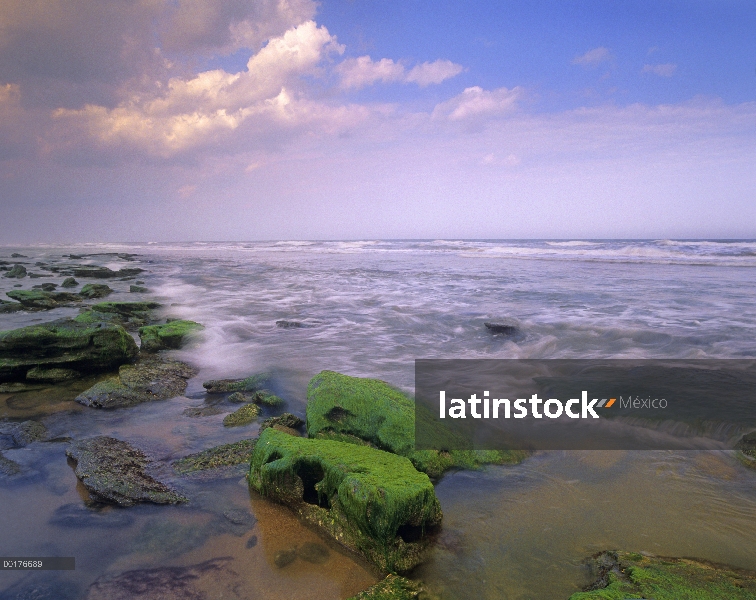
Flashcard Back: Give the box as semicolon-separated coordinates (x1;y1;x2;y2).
66;436;186;506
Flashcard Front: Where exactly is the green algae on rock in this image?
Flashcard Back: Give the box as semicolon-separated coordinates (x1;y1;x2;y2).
736;432;756;469
306;371;528;478
138;320;203;352
249;428;442;573
75;357;196;409
259;412;304;432
3;264;27;278
75;301;161;330
79;283;113;299
25;366;80;383
61;277;78;288
6;289;82;309
66;436;186;506
347;575;428;600
223;403;260;427
0;318;138;382
202;372;271;393
173;438;257;474
569;551;756;599
70;265;144;279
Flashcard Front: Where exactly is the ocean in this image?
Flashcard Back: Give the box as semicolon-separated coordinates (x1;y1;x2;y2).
1;239;756;598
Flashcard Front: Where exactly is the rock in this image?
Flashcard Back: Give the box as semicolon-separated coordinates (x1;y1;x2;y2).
33;282;58;291
259;412;304;432
61;277;78;288
274;548;298;568
348;575;427;600
0;382;47;393
29;272;52;278
85;558;236;600
254;390;284;407
203;372;270;393
79;283;113;299
297;541;330;564
130;285;149;293
173;439;256;474
307;371;528;479
26;366;81;383
6;289;83;309
74;301;161;330
736;432;756;469
75;357;196;409
0;319;139;383
246;535;258;548
570;551;756;599
182;405;223;417
136;280;145;284
221;508;257;536
138;320;204;352
276;320;311;328
223;403;260;427
10;253;27;258
70;266;144;279
3;264;27;278
483;321;522;337
0;420;46;447
66;436;186;506
271;424;300;436
0;452;21;475
50;503;134;528
249;428;442;573
227;391;254;403
0;299;24;313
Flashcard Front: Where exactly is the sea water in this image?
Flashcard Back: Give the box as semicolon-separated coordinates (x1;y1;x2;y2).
1;240;755;599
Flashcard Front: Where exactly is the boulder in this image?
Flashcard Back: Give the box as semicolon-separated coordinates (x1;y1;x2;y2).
222;403;260;427
0;319;138;383
70;266;144;279
249;427;442;573
307;371;528;478
74;301;161;330
173;439;257;474
79;283;113;299
3;264;27;278
66;436;186;506
0;299;24;313
129;285;149;293
138;320;204;352
569;551;756;599
203;372;270;393
6;289;82;309
33;283;58;291
61;277;78;288
348;575;427;600
0;420;47;448
75;357;196;409
0;452;21;475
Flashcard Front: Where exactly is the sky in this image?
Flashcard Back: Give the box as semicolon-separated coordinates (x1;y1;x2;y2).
1;0;754;242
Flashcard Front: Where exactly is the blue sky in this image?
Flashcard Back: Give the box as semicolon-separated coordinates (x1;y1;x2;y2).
0;0;754;241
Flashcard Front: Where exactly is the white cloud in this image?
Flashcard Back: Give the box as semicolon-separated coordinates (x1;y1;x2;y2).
572;47;611;66
337;56;462;90
432;86;522;121
642;63;677;77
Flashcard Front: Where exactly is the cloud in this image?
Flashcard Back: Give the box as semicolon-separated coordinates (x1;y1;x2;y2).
572;47;611;66
337;56;462;89
642;63;677;77
432;86;522;121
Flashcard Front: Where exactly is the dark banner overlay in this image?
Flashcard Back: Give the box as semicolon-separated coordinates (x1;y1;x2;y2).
414;360;756;451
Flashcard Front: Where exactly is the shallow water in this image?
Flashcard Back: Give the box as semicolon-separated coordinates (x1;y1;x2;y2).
1;240;756;599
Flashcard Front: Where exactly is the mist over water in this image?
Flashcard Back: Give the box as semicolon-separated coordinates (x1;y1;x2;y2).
2;240;756;599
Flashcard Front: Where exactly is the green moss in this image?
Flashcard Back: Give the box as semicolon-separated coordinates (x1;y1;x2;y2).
223;403;260;426
139;320;204;352
90;301;161;315
79;284;112;299
254;390;284;407
306;371;528;478
6;289;82;309
249;428;442;573
569;551;756;600
348;575;426;600
173;439;257;474
203;373;271;393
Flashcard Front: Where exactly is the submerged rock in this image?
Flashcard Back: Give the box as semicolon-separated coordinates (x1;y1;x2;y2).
138;320;203;352
274;547;298;568
6;289;83;309
227;391;254;403
249;428;442;573
307;371;528;478
182;404;223;417
61;277;78;288
297;541;330;564
33;282;58;291
0;420;46;448
0;451;21;475
348;575;427;600
484;321;522;337
3;264;27;278
223;403;260;427
26;366;80;383
570;550;756;599
75;301;162;329
130;285;149;293
70;265;144;279
66;436;186;506
79;283;113;299
202;372;270;393
0;318;138;383
50;503;134;528
173;438;256;474
85;558;235;600
276;320;312;328
259;412;304;432
75;357;196;409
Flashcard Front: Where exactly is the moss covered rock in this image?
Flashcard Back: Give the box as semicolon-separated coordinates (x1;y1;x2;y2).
249;428;442;573
138;320;204;352
70;265;144;279
569;551;756;599
736;433;756;469
348;575;428;600
0;318;138;382
61;277;78;288
75;301;161;329
306;371;528;478
202;372;270;393
3;264;27;278
173;439;257;474
66;436;186;506
75;357;196;409
223;403;260;427
260;412;304;432
79;283;113;299
6;289;82;309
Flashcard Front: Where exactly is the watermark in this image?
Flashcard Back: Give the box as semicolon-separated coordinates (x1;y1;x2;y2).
416;360;756;450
